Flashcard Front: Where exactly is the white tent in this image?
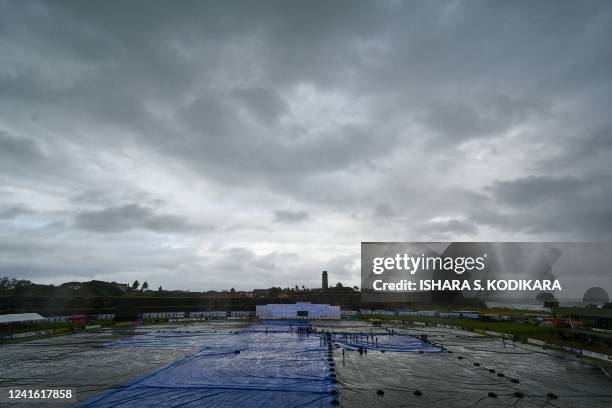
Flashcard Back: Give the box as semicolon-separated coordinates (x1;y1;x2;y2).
0;313;45;324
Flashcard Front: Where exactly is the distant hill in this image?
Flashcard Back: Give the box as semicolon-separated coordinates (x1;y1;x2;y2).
58;280;127;297
0;279;127;297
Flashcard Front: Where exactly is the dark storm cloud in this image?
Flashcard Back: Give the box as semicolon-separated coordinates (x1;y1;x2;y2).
418;218;478;236
172;91;393;185
274;210;309;224
232;87;288;125
543;125;612;175
476;175;612;238
1;0;611;294
74;204;206;233
418;95;550;144
488;176;583;207
0;204;34;219
0;132;45;171
373;203;396;219
71;190;165;208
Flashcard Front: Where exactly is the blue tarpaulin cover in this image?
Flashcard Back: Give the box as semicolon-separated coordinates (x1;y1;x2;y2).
80;329;337;407
332;333;443;352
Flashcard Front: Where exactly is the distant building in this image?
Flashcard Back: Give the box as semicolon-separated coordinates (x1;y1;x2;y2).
341;310;358;316
256;302;340;319
252;289;269;297
65;314;88;324
0;313;45;325
554;307;612;330
112;282;129;292
583;287;609;304
322;271;328;291
455;311;480;319
230;311;255;318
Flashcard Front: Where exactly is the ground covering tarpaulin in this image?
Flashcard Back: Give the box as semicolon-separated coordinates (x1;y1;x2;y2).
97;330;230;348
4;321;611;407
79;329;337;407
336;325;612;408
332;332;443;352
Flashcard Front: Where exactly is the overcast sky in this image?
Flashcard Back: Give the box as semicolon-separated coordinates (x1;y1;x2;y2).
1;1;611;297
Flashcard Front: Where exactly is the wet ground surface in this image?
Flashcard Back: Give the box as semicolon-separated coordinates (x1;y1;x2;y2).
331;322;612;407
1;320;611;407
0;321;248;407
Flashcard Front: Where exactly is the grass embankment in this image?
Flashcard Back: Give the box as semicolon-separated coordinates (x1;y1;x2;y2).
360;314;611;356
